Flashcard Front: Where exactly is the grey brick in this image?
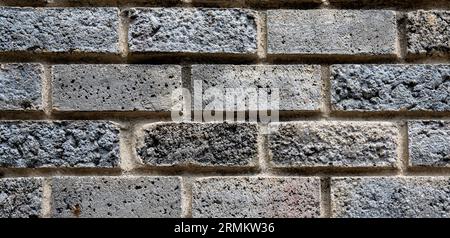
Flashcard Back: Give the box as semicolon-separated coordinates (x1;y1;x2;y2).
136;122;258;167
127;8;258;54
0;64;43;111
331;64;450;111
0;178;44;218
409;121;450;167
0;7;119;53
407;11;450;56
191;65;322;111
199;0;322;7
332;177;450;218
268;121;399;167
52;65;182;112
193;177;321;218
0;121;120;168
267;10;398;56
51;176;182;218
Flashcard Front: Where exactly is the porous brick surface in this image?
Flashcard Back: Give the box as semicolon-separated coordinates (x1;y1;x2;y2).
0;178;44;218
267;10;398;57
0;121;120;168
52;64;182;112
332;177;450;218
0;7;119;53
135;122;259;167
1;0;450;219
268;121;399;168
127;8;258;54
192;177;321;218
331;64;450;111
0;64;43;111
51;176;182;218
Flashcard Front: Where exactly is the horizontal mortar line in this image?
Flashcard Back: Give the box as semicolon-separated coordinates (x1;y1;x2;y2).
0;111;174;121
5;113;450;122
327;112;450;120
268;167;400;176
0;3;323;9
0;168;123;178
267;56;450;65
125;166;260;176
404;167;450;176
3;167;450;178
1;58;450;65
1;3;450;11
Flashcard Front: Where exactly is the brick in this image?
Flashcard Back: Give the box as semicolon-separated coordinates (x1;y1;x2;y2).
0;7;119;53
267;10;398;56
331;64;450;111
0;121;120;168
191;65;322;111
52;65;182;112
268;121;399;167
409;121;450;167
407;11;450;56
192;177;321;218
332;177;450;218
0;178;44;218
51;176;181;218
135;122;258;167
47;0;181;4
0;64;43;111
193;0;322;5
127;8;258;54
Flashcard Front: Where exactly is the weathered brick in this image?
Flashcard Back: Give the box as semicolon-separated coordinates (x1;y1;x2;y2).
0;121;120;168
0;64;43;111
0;178;44;218
52;65;182;112
332;177;450;218
127;8;258;54
0;7;119;53
268;121;399;167
51;176;181;218
192;177;321;218
136;122;258;167
267;10;398;56
193;0;322;5
407;11;450;56
191;65;322;111
409;121;450;167
48;0;180;3
331;64;450;111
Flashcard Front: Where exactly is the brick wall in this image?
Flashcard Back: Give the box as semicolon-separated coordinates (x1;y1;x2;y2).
1;0;450;218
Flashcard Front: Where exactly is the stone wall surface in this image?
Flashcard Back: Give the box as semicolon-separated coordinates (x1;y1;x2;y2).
1;0;450;218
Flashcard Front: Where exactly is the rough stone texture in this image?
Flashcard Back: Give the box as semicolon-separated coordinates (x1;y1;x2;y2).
52;65;182;112
127;8;258;54
0;121;120;168
51;176;182;218
332;177;450;218
407;11;450;56
268;121;399;167
267;10;398;56
0;7;119;53
192;177;321;218
409;121;450;167
0;178;44;218
48;0;180;3
136;122;258;167
191;65;322;111
194;0;322;5
331;64;450;111
0;64;43;111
